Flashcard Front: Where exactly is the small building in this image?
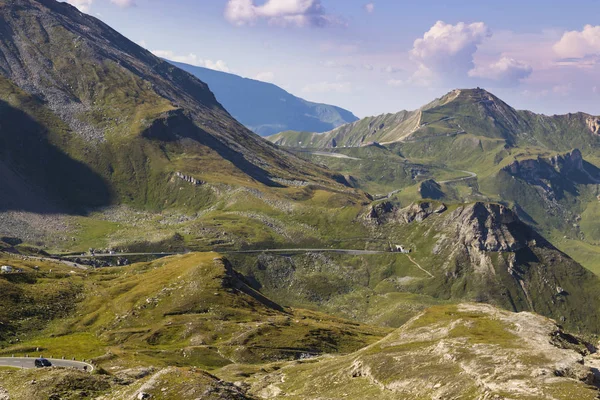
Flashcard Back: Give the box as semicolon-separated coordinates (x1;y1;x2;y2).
1;265;14;273
394;245;411;254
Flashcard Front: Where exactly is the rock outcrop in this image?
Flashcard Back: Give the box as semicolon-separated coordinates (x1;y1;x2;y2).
504;149;586;181
587;116;600;135
443;202;525;252
174;172;204;186
250;303;600;400
365;201;447;225
400;201;447;223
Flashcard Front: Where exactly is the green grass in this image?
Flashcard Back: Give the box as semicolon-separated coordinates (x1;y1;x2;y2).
3;333;106;359
553;237;600;275
0;253;388;370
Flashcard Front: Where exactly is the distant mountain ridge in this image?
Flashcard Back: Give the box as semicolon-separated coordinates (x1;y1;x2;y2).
170;61;359;136
268;88;600;149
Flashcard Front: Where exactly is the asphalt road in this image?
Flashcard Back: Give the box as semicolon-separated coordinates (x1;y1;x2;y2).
63;252;177;259
60;249;390;259
24;255;89;270
439;170;477;184
305;151;362;160
0;357;93;371
223;249;387;255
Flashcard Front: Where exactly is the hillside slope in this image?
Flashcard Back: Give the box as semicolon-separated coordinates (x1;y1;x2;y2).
170;61;359;136
246;303;600;399
0;0;351;216
0;252;387;368
230;201;600;334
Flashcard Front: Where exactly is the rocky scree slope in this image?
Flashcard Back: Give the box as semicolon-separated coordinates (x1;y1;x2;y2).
366;201;600;333
489;148;600;234
0;366;257;400
247;303;600;400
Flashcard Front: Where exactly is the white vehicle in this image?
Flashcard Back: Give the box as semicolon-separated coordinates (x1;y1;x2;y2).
1;265;14;273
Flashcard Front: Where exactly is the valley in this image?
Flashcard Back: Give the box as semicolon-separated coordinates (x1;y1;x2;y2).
0;0;599;399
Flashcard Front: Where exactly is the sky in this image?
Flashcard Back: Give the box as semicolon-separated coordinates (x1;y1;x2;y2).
62;0;600;118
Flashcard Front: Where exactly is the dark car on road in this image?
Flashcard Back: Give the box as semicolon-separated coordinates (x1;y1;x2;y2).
34;358;52;368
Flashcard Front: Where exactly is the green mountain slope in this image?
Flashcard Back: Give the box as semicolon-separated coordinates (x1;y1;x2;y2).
268;88;600;274
0;0;351;215
268;88;600;150
0;253;387;367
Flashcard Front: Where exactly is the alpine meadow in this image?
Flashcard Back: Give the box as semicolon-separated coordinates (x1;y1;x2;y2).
1;1;600;399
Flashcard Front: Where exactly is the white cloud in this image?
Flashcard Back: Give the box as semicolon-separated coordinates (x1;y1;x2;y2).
469;56;532;85
254;71;275;82
363;64;374;71
110;0;135;7
302;81;352;93
151;50;231;72
204;60;231;72
554;25;600;58
383;65;402;74
64;0;93;13
224;0;340;27
364;3;375;13
387;79;404;87
410;21;491;84
63;0;135;12
408;64;435;87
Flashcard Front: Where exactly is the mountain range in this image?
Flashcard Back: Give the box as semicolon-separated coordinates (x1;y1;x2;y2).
170;61;359;136
268;88;600;149
269;88;600;269
1;1;600;399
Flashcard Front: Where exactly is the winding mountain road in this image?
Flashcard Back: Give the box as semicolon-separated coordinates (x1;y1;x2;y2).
66;249;389;259
0;357;93;371
439;170;477;184
302;151;362;160
224;249;386;255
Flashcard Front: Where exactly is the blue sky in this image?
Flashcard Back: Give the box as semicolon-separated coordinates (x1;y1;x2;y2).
64;0;600;118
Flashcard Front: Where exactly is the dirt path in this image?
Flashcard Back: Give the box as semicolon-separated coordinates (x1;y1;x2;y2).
405;254;434;278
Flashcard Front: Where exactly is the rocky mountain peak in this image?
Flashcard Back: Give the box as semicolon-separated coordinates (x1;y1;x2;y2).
445;202;526;252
